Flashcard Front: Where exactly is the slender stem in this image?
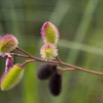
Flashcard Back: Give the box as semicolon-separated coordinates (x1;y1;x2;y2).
11;53;29;58
57;67;75;71
60;67;103;76
21;59;36;67
22;58;103;76
16;47;32;57
59;61;103;76
16;47;41;61
56;56;62;63
15;47;103;76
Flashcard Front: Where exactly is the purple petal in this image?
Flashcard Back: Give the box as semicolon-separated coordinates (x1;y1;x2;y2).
0;54;6;57
5;57;14;72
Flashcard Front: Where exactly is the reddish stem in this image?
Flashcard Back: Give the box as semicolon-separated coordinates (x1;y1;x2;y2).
14;47;103;76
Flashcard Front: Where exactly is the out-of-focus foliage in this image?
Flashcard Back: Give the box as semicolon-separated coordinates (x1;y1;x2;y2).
0;0;103;103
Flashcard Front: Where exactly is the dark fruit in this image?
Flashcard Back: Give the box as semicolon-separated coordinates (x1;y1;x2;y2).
37;63;57;80
49;73;62;96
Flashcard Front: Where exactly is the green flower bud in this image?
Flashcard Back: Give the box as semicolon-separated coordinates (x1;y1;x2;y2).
0;64;24;91
41;21;59;44
0;34;18;54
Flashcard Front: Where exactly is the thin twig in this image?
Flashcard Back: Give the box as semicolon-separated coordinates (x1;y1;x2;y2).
59;68;75;71
16;47;32;57
11;53;30;58
21;59;36;67
15;48;103;76
16;47;40;61
60;61;103;76
56;56;62;63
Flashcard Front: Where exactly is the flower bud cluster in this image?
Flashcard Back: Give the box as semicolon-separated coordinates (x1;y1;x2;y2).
0;22;63;98
40;22;60;60
39;22;63;96
0;34;24;91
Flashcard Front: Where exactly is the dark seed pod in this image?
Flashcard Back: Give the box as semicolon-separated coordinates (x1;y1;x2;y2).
49;73;62;96
37;63;57;80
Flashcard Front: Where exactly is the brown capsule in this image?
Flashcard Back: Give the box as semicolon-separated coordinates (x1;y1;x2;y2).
37;63;57;80
49;73;62;96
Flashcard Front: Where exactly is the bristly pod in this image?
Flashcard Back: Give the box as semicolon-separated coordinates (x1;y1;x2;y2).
49;72;62;96
0;34;18;54
40;43;58;60
0;64;24;91
41;21;59;44
37;63;57;80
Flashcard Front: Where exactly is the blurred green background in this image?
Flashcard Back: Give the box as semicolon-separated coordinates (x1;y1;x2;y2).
0;0;103;103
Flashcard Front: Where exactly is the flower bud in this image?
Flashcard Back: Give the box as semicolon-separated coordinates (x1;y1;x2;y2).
41;21;59;44
0;64;24;91
37;63;57;80
49;73;62;96
0;34;18;54
40;43;58;60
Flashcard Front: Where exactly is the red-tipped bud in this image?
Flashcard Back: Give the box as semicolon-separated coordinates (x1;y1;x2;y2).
41;21;59;44
0;34;18;54
49;73;62;96
37;63;57;80
40;43;58;60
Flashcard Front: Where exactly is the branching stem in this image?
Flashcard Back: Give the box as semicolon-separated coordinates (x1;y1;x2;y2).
13;48;103;76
